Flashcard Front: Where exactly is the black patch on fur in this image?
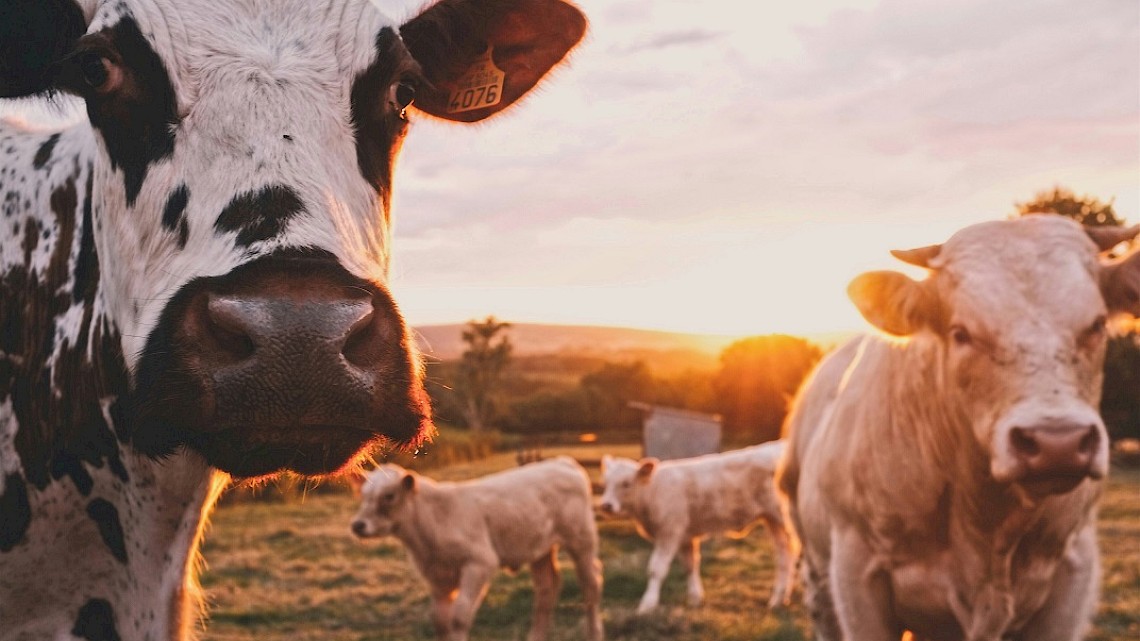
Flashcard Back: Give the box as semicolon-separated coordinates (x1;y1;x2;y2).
0;0;86;97
214;185;305;247
2;171;130;495
72;598;122;641
162;184;189;248
33;133;61;169
0;473;32;551
86;498;128;563
70;17;179;206
349;27;412;205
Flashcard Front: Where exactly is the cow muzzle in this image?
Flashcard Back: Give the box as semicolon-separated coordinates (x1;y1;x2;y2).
127;251;432;477
992;410;1108;495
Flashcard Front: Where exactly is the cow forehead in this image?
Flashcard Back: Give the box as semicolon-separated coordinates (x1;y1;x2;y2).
938;217;1104;327
603;458;638;480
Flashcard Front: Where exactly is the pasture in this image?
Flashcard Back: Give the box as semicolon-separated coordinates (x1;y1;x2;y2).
200;450;1140;641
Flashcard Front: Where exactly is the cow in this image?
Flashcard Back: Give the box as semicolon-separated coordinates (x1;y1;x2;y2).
350;457;605;641
598;441;795;613
0;0;586;638
777;215;1140;641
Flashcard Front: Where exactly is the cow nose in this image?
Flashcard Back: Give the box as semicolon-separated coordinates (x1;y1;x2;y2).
600;502;615;514
203;294;376;364
1009;423;1100;478
351;520;367;537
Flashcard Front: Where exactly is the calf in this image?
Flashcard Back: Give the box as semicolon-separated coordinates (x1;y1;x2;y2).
351;457;605;641
778;216;1140;640
0;0;585;638
599;441;795;613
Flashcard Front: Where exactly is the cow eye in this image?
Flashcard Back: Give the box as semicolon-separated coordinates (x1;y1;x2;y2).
949;325;972;346
76;51;120;94
390;80;417;119
382;492;396;502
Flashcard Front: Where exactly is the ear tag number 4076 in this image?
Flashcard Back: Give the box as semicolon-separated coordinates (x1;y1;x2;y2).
448;48;505;114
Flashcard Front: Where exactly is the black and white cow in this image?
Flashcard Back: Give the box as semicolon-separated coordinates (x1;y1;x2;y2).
0;0;586;638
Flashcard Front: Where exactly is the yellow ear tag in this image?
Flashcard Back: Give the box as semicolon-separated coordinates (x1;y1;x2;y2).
447;47;505;114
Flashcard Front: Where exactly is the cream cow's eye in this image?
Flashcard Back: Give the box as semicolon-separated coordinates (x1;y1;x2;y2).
949;324;972;347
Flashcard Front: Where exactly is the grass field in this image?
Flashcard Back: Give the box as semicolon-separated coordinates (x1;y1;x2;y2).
199;450;1140;641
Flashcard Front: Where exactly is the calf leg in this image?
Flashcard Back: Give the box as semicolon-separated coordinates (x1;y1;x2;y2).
447;563;494;641
764;514;795;608
566;542;605;641
638;535;682;614
527;547;562;641
1015;524;1099;641
677;537;704;607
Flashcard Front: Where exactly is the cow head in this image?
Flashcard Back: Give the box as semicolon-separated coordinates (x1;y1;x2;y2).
349;464;416;538
598;454;657;515
848;215;1140;496
0;0;586;477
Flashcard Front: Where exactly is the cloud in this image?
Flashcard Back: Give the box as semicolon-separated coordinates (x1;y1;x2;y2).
625;29;725;53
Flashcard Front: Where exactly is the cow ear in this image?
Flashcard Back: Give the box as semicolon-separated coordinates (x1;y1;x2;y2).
600;454;611;472
848;271;940;336
0;0;88;97
1101;249;1140;316
400;0;586;122
636;458;657;481
401;473;416;492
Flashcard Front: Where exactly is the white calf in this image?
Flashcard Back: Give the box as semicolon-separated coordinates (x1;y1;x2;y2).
351;457;604;641
599;441;794;613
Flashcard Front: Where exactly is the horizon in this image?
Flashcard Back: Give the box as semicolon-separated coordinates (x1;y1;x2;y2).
3;0;1136;337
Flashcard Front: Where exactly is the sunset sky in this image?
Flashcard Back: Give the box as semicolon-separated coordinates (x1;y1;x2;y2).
5;0;1138;337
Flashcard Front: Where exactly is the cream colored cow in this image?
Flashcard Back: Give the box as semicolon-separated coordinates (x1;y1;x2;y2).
351;457;604;641
778;216;1140;641
599;441;794;613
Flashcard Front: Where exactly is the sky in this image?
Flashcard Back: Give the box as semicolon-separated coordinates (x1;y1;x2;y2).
5;0;1139;337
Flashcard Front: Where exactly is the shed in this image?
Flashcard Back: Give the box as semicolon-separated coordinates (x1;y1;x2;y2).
630;402;722;461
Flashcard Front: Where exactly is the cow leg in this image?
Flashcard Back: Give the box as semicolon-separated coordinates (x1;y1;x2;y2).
527;547;562;641
447;563;494;641
430;586;458;641
638;536;682;614
677;537;704;607
566;541;605;641
763;514;795;608
1015;525;1099;641
830;529;900;641
803;556;843;641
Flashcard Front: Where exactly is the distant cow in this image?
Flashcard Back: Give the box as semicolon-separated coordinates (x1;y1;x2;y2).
0;0;585;638
599;441;795;613
351;457;605;641
778;216;1140;640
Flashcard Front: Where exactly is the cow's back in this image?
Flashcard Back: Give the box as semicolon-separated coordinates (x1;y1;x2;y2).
461;457;595;568
648;444;785;538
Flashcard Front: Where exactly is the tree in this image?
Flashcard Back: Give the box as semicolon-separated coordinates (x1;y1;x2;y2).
713;335;823;444
580;361;658;433
1014;186;1124;227
455;316;512;431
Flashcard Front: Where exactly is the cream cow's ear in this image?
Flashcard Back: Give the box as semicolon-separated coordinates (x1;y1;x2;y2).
848;271;941;337
636;458;658;481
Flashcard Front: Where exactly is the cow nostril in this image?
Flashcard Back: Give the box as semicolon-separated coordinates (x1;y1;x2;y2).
351;520;366;536
1010;427;1040;457
342;302;389;368
1078;426;1099;457
204;296;256;360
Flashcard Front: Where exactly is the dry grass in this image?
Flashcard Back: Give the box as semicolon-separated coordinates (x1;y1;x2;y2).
199;452;1139;641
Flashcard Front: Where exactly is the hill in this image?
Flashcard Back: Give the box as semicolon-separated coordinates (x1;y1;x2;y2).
412;323;740;374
